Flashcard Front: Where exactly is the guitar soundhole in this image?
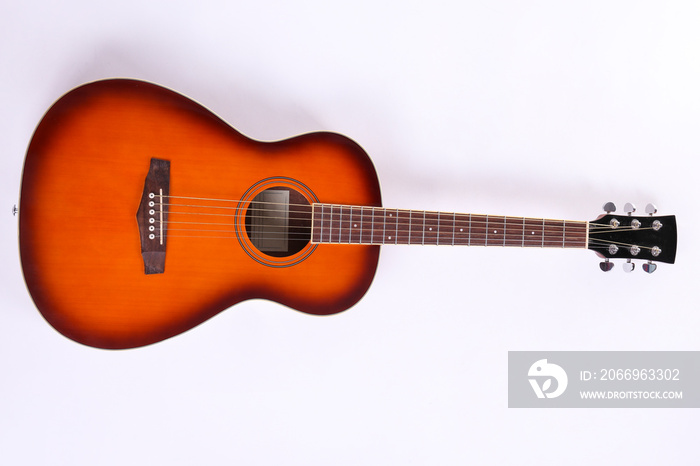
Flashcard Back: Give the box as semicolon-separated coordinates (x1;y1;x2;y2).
244;187;312;257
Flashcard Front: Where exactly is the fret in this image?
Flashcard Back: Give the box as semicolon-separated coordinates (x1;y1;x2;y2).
410;210;425;245
522;218;542;247
504;216;524;247
486;215;505;246
325;204;333;243
437;212;441;245
321;204;330;243
485;214;489;246
359;206;364;244
470;214;487;246
361;207;374;244
328;205;334;242
311;203;587;248
468;213;472;246
336;205;346;243
561;220;566;247
541;218;545;247
353;206;363;244
311;204;321;243
333;205;339;243
453;213;470;246
373;208;382;244
317;204;324;243
371;207;381;244
396;209;411;244
333;205;343;242
543;219;565;247
337;205;342;243
381;209;386;244
437;212;455;245
339;205;350;243
348;206;355;243
424;212;439;245
393;209;399;244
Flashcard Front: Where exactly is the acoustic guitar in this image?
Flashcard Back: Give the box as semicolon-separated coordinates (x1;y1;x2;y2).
17;79;677;349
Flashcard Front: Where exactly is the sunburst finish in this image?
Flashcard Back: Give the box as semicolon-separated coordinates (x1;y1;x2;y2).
20;80;382;349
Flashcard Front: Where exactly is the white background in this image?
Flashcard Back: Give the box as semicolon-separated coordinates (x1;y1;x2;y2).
2;1;698;464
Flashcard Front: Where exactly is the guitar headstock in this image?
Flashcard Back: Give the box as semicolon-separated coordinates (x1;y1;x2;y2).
588;203;677;273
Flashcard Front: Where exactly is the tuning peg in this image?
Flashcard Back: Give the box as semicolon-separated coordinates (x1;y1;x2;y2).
603;202;616;213
599;259;614;272
623;259;635;273
623;203;636;216
645;203;657;216
642;261;657;274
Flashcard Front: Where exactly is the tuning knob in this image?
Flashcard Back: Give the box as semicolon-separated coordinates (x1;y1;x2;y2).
645;203;657;216
642;261;657;274
599;259;614;272
623;259;635;273
623;203;636;216
603;202;617;213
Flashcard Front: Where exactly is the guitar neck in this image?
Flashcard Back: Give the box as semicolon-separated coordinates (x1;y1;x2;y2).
311;203;588;248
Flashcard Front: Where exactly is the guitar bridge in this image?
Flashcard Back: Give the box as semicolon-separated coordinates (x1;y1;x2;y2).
136;158;170;274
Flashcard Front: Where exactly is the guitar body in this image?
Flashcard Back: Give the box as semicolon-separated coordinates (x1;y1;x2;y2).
20;79;382;349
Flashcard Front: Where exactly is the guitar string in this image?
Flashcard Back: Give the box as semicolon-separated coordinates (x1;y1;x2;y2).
155;236;597;247
157;222;636;248
153;231;632;253
157;213;633;244
149;196;647;248
163;220;617;240
160;226;591;242
161;210;630;237
160;216;593;240
157;224;628;248
158;195;628;228
161;225;590;239
162;228;595;244
156;196;655;232
162;214;593;231
161;226;592;243
160;202;595;228
152;230;653;257
159;201;602;230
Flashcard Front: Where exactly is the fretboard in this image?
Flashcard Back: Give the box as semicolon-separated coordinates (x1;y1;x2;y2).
311;203;587;248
